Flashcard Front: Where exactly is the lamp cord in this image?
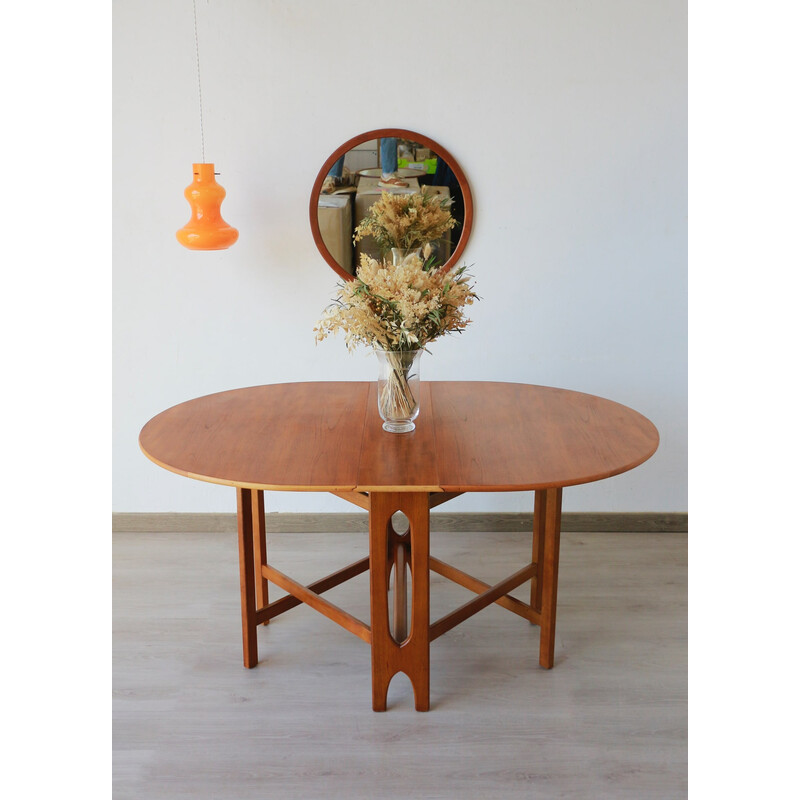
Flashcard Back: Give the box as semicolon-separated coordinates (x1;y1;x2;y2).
192;0;206;164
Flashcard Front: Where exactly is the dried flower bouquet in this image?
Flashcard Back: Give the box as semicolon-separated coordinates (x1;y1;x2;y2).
353;190;457;253
315;252;478;426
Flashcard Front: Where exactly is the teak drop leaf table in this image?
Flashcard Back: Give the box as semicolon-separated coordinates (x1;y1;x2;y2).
139;381;658;711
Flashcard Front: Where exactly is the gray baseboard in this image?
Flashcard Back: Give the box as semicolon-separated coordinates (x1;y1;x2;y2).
112;511;687;534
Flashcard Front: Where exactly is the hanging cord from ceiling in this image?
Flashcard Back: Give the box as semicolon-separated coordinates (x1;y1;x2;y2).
192;0;206;164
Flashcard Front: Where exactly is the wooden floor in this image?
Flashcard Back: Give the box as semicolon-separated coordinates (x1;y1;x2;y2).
113;529;687;799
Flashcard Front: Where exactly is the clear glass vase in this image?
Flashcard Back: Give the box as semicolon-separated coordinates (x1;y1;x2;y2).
375;349;423;433
390;247;422;266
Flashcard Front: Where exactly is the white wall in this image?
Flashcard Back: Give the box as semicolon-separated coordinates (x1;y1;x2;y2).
113;0;687;514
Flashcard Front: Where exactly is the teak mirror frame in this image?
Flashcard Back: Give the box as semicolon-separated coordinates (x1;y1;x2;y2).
309;128;474;282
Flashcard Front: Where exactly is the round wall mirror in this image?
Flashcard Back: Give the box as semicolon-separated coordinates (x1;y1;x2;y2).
309;128;473;282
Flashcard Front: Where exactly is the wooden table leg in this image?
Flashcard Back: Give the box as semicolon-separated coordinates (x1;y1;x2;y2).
392;535;409;643
236;487;259;668
369;492;430;711
251;489;269;625
532;487;563;669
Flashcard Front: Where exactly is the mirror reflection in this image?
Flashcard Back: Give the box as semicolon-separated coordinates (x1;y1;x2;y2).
311;130;471;280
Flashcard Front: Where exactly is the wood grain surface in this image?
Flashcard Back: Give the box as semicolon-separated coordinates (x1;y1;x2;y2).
139;382;370;491
139;381;658;493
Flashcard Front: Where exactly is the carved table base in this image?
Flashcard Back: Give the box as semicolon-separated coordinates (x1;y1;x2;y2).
235;486;563;711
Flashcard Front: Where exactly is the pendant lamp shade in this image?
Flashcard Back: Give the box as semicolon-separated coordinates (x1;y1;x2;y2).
176;164;239;250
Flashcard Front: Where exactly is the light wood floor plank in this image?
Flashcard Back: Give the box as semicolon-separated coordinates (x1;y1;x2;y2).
113;530;687;799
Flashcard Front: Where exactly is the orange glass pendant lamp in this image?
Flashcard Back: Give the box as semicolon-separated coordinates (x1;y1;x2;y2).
176;163;239;250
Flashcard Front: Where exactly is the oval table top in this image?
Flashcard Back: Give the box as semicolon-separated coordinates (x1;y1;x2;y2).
139;381;659;494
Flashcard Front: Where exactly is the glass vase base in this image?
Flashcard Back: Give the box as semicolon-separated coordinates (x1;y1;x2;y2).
382;420;416;434
375;348;423;434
